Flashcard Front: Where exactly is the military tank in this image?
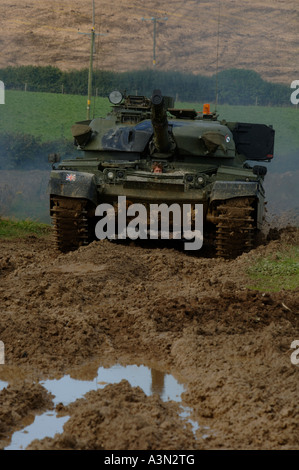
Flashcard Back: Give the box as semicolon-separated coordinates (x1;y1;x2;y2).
48;89;275;258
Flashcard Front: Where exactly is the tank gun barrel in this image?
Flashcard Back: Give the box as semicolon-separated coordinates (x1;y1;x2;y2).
150;89;173;154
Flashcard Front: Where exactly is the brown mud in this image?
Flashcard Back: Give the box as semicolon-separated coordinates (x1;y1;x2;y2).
0;227;298;450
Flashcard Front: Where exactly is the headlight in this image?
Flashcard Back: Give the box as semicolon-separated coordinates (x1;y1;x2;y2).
117;171;125;179
104;168;126;182
185;174;194;183
195;174;207;188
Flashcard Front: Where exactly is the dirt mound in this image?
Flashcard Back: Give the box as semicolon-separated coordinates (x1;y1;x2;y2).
28;380;199;450
0;382;53;448
0;228;298;449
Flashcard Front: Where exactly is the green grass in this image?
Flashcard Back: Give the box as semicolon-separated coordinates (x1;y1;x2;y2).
0;217;51;239
246;246;299;291
0;90;111;142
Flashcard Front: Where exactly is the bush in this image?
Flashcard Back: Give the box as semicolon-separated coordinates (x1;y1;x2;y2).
0;132;74;170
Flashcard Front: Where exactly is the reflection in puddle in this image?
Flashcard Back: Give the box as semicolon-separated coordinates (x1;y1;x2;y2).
0;380;8;391
43;364;183;405
151;369;165;396
5;364;208;450
5;412;69;450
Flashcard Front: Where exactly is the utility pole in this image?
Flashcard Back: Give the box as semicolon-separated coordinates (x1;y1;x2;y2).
78;0;102;120
141;16;168;67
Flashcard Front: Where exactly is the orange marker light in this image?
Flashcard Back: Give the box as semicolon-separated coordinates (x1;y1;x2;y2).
203;103;210;114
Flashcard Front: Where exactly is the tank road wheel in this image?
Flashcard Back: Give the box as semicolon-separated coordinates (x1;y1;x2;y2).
215;197;255;259
50;196;95;253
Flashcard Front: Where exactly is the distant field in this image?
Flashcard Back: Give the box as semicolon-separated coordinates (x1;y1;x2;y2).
1;90;299;157
0;90;111;142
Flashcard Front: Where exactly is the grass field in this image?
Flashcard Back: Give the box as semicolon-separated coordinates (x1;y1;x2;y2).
0;90;111;142
246;246;299;291
0;217;51;239
0;90;299;159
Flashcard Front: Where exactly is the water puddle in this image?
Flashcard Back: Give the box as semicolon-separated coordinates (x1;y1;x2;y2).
4;363;211;450
0;379;8;391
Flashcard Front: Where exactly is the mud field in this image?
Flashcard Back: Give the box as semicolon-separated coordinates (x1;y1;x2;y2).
0;226;298;450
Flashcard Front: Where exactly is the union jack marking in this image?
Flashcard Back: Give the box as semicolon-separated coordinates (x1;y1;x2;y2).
66;173;76;182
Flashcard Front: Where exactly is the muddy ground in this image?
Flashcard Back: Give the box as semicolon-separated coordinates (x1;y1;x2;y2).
0;226;298;450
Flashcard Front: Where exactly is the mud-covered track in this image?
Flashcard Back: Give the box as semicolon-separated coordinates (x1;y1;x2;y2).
50;196;91;253
216;197;255;258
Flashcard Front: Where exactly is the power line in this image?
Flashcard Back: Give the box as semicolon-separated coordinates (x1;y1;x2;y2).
141;16;168;67
78;0;105;120
215;0;221;112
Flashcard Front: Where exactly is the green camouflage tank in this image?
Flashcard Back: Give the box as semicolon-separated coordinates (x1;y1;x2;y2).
48;89;274;258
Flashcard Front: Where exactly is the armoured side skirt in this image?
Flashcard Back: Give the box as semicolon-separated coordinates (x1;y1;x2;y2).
210;181;262;201
48;170;98;205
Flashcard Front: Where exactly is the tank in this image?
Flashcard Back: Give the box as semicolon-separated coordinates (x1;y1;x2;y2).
48;89;275;258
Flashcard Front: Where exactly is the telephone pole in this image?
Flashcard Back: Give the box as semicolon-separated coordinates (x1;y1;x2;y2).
141;16;168;67
78;0;103;120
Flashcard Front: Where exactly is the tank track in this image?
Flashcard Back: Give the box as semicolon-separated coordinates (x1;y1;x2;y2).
215;197;255;258
50;196;92;253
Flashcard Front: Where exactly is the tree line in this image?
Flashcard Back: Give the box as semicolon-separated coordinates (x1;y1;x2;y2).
0;65;292;106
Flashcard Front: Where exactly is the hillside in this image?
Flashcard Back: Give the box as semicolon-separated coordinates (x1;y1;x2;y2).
1;0;298;85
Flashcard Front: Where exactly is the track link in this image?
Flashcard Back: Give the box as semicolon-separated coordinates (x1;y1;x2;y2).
50;196;92;253
215;197;255;258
